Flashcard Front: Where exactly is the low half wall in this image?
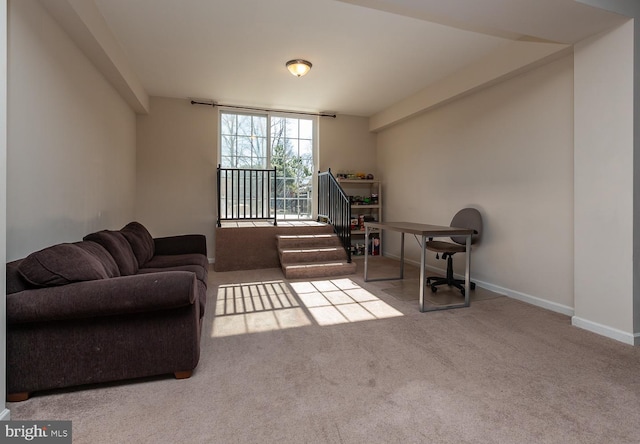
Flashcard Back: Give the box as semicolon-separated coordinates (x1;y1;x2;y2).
214;223;334;272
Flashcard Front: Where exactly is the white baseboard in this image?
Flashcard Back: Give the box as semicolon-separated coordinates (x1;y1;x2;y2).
571;316;639;346
383;254;574;317
381;254;640;345
472;276;574;317
0;408;10;421
208;257;215;264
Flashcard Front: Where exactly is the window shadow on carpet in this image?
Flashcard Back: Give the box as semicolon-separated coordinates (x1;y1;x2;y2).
211;278;403;337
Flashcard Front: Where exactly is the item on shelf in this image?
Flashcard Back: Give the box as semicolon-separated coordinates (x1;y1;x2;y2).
337;171;375;181
368;233;381;256
341;175;381;256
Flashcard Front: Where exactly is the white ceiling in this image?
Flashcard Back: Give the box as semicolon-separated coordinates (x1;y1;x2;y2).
93;0;626;117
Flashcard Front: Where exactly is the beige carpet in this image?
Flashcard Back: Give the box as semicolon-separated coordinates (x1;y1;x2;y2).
381;278;500;305
361;256;500;305
7;258;640;443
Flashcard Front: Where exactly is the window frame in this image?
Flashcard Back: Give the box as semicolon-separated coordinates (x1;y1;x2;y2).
217;107;319;220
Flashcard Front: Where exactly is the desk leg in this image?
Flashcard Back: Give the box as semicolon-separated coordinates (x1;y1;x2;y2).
464;234;471;307
419;234;426;312
363;226;403;283
364;225;369;281
400;232;405;279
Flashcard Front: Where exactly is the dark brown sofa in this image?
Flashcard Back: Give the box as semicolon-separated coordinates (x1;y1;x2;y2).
5;222;208;402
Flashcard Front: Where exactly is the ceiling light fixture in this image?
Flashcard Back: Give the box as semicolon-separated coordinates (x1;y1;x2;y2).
286;59;312;77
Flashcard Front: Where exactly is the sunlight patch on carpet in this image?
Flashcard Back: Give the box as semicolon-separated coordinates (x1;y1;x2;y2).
211;280;312;337
291;279;403;326
211;278;403;337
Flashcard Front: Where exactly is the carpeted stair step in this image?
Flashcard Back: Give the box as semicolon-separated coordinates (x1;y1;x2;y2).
276;233;340;249
279;246;347;264
282;260;357;279
276;227;356;279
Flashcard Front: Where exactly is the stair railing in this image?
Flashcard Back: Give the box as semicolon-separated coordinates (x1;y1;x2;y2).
318;168;351;262
217;165;277;227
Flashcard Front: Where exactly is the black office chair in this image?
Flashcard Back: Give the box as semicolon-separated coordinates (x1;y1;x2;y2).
426;208;483;296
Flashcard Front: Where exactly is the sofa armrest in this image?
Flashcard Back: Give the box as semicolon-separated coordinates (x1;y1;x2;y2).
154;234;207;256
7;271;197;324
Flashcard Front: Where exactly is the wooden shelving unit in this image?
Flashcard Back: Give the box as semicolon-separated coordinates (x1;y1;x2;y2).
337;179;382;256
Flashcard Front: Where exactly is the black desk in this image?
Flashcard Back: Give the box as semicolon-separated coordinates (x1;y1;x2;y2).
364;221;474;312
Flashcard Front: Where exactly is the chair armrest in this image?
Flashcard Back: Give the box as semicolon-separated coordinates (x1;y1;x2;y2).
154;234;207;256
7;271;197;324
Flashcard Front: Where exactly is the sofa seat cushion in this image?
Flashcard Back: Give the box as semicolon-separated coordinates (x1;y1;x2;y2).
84;230;138;276
17;243;111;287
120;222;155;267
143;254;209;272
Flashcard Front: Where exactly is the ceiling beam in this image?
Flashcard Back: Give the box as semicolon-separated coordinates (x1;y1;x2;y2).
576;0;640;17
370;40;571;132
38;0;149;114
338;0;627;44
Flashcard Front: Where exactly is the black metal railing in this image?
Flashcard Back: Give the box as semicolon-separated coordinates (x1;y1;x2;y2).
318;169;351;262
217;165;277;227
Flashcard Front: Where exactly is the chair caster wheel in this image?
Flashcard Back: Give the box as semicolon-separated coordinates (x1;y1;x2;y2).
431;286;437;293
461;289;465;296
426;278;431;285
470;282;476;290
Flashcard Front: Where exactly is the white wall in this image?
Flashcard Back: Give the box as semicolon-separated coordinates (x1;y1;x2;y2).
136;98;376;261
6;0;136;261
135;97;217;258
376;54;575;313
319;114;377;177
573;20;636;342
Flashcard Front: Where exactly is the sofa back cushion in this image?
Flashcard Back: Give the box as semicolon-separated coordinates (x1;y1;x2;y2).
120;222;155;267
75;241;120;278
17;243;110;287
7;260;34;294
83;230;138;276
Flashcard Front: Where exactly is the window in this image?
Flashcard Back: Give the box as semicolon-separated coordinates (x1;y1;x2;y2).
220;110;317;220
220;113;267;169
